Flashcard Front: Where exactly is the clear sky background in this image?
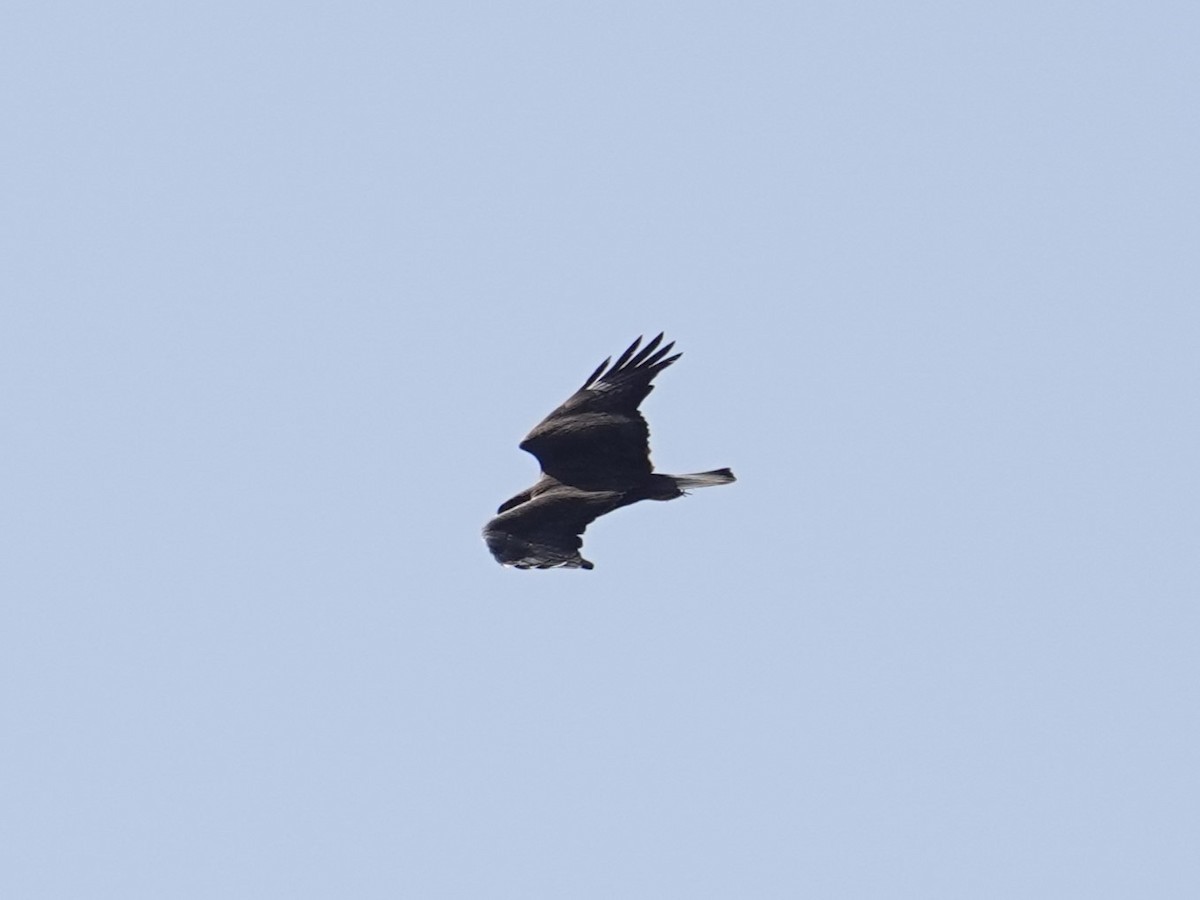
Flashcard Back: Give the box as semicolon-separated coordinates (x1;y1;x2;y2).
3;1;1198;897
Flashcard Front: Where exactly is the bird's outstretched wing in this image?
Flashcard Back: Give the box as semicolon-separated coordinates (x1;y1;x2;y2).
482;483;623;570
518;333;681;488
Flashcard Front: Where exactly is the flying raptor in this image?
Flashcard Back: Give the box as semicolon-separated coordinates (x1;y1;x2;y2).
483;333;735;570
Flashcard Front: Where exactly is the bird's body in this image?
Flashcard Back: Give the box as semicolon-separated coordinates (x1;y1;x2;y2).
483;333;735;570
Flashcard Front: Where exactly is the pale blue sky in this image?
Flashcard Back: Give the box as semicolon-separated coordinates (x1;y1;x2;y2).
3;1;1198;897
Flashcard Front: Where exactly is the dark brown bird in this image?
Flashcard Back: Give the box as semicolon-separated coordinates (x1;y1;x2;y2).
483;333;735;570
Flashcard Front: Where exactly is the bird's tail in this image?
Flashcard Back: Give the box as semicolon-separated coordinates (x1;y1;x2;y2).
671;467;737;489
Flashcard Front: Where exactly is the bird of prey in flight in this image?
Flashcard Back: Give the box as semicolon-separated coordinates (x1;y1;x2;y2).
483;333;735;570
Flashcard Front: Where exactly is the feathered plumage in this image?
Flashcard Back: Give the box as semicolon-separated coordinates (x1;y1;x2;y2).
483;333;735;570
